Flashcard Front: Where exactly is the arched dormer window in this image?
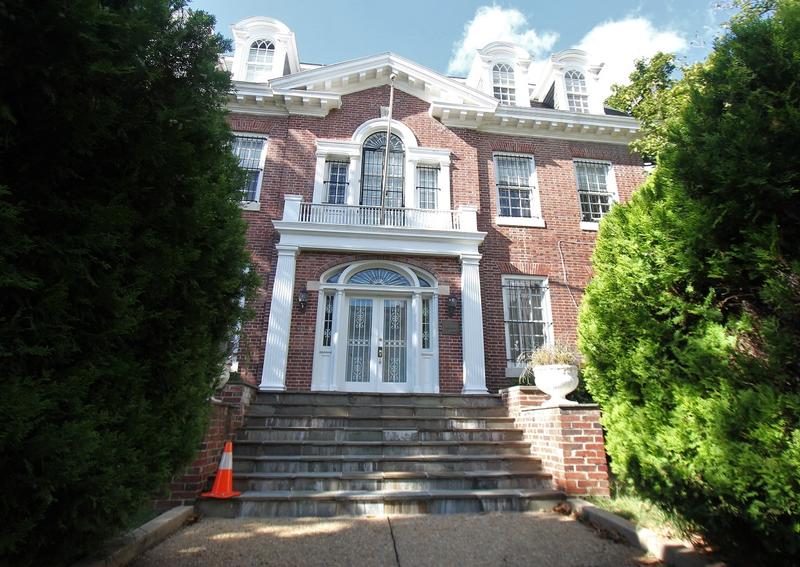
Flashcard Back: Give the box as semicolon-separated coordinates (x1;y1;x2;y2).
361;132;405;208
492;63;516;105
564;70;589;113
245;40;275;81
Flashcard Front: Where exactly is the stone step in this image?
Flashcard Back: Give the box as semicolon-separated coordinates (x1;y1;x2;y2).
232;454;544;474
244;415;516;430
255;392;503;408
197;488;566;518
234;440;531;457
237;426;524;443
233;470;553;492
248;404;509;418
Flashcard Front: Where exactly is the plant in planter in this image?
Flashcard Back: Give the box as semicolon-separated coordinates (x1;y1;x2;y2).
524;343;581;406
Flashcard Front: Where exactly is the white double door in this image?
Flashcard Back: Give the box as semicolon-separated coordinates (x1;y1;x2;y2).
343;295;410;392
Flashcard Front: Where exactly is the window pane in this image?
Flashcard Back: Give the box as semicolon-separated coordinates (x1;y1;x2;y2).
325;161;348;204
232;136;266;201
503;278;549;362
416;166;438;209
361;132;404;207
421;298;431;349
495;155;533;217
322;294;335;347
575;161;612;222
493;63;516;105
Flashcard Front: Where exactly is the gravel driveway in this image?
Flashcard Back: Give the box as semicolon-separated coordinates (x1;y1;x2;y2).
131;512;653;567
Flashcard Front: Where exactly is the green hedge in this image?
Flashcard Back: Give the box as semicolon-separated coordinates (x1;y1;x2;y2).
579;2;800;564
0;1;257;564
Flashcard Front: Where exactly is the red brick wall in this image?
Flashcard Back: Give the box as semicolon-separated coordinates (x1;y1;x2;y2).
501;386;610;497
229;86;645;392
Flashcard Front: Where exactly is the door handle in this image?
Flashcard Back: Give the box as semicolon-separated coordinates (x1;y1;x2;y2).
377;346;383;358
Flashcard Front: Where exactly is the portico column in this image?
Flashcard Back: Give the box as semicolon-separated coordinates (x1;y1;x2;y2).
260;245;299;391
460;254;488;394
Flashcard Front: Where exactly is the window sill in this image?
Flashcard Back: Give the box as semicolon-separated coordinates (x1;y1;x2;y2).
496;216;546;228
240;201;260;211
580;221;599;231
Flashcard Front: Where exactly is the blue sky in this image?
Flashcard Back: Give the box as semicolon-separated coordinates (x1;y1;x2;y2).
191;0;732;96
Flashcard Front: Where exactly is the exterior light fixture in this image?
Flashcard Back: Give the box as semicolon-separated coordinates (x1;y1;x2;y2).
447;296;457;317
297;289;309;312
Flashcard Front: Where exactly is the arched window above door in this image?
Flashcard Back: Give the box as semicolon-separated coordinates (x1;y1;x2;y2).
361;132;405;208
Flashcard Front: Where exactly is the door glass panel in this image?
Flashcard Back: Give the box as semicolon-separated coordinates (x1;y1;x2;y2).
346;299;372;383
382;299;408;383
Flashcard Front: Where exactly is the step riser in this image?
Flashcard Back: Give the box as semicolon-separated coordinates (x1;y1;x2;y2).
234;444;530;457
249;405;509;418
255;394;503;408
233;459;542;474
197;496;562;518
238;429;524;442
234;477;552;492
244;417;515;429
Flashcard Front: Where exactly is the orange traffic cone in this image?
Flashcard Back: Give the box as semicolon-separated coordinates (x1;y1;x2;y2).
201;441;241;499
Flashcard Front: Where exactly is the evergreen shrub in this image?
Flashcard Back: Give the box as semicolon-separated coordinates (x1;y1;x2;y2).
0;1;257;564
579;2;800;563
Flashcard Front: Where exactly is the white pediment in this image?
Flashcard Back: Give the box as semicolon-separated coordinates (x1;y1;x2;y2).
269;53;499;109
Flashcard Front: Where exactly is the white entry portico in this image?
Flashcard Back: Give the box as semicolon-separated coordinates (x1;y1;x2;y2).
310;261;438;393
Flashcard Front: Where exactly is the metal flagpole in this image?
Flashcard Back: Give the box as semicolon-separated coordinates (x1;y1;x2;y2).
379;73;397;225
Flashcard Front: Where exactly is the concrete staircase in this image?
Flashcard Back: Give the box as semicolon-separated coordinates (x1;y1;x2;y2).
197;392;565;517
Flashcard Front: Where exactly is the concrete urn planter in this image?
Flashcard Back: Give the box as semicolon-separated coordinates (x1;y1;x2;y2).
533;364;579;407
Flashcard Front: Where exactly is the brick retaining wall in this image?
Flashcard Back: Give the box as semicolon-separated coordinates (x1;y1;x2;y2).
153;381;257;509
501;385;610;497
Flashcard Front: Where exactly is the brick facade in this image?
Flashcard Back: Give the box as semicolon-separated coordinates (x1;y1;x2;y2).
231;85;645;393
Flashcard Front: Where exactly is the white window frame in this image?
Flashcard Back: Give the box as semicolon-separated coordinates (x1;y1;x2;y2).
245;39;275;82
232;132;269;211
415;164;439;210
573;159;619;231
501;275;553;378
492;63;517;105
324;160;349;204
493;152;545;228
564;69;589;114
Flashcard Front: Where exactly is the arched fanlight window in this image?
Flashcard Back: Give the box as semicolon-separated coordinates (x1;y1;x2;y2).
349;268;411;286
564;70;589;113
245;39;275;81
361;132;405;208
492;63;516;105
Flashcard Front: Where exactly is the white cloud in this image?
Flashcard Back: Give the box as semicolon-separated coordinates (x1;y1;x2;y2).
576;18;687;100
447;6;558;75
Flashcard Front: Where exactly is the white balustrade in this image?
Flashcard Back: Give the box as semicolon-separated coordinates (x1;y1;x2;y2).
292;202;468;231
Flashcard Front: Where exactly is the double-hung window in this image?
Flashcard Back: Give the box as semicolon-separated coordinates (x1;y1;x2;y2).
565;70;589;113
232;134;268;204
416;166;439;210
493;63;516;105
574;159;616;227
494;154;542;225
245;40;275;82
324;160;348;204
502;276;552;369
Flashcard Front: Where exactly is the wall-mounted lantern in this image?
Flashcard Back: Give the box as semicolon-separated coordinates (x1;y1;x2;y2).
447;296;458;317
297;289;309;312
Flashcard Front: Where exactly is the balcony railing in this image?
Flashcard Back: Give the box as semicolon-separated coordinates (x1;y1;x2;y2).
280;196;478;232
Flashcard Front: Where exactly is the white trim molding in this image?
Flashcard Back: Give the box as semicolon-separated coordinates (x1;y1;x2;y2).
461;254;488;394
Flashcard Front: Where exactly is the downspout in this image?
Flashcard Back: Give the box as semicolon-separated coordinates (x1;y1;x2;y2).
379;73;397;225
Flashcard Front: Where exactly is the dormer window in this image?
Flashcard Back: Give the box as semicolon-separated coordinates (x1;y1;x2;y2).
245;40;275;81
564;70;589;113
492;63;516;105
